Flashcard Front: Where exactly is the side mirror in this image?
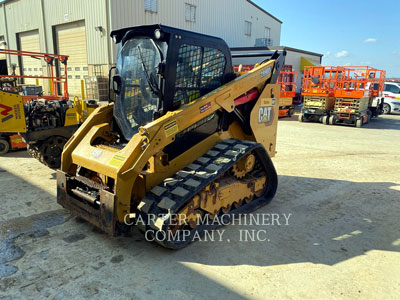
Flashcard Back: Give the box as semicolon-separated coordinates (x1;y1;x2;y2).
108;66;118;102
112;75;122;95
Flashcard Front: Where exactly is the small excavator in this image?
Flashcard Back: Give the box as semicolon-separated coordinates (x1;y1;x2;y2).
57;24;285;248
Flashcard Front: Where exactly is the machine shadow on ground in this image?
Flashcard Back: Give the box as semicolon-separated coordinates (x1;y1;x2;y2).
44;174;400;269
1;165;399;298
1;149;29;158
279;113;400;130
129;174;400;268
0;169;249;299
362;114;400;130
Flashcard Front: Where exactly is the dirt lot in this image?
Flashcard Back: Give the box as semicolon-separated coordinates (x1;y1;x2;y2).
1;114;399;300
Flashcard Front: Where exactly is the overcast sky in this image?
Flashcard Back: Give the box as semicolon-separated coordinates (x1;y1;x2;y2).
254;0;400;77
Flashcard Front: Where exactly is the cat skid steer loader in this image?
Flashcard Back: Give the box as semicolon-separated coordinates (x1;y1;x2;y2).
57;25;285;248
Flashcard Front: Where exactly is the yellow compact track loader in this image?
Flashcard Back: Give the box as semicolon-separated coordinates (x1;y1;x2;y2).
57;25;285;248
0;91;97;167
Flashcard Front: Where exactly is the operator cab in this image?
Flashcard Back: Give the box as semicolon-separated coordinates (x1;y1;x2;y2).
110;24;234;141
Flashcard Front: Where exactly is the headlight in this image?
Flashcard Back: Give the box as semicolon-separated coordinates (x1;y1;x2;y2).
154;29;163;39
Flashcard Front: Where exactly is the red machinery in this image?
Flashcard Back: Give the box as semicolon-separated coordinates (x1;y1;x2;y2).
277;65;297;117
0;49;69;154
234;64;297;117
278;65;297;98
0;49;69;103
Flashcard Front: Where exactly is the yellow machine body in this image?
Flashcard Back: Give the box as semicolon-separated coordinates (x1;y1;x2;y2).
57;24;284;248
279;97;293;107
0;91;27;133
303;96;336;110
58;60;280;236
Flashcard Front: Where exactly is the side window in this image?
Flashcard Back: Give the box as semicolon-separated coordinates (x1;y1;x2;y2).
385;84;400;94
174;44;226;105
391;85;400;94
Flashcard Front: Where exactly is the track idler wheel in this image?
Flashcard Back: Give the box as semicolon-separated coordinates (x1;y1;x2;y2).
40;136;68;168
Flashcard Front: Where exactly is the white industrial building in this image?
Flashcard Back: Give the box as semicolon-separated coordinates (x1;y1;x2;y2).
0;0;282;97
231;46;323;93
0;0;321;98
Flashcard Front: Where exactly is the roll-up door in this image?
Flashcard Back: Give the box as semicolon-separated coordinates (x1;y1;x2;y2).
0;39;7;75
18;30;42;85
55;21;88;97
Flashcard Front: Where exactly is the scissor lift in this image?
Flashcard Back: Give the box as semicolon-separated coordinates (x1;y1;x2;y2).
0;49;69;103
0;49;69;154
277;65;297;117
330;66;385;127
299;66;338;124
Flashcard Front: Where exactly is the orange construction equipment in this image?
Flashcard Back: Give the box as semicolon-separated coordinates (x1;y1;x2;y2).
277;65;297;117
0;49;70;155
330;66;386;127
234;64;297;117
299;65;386;127
299;66;340;123
0;49;69;103
302;66;340;97
333;66;385;98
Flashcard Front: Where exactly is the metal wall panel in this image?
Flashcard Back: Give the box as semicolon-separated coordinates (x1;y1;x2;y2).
42;0;108;65
1;0;45;68
109;0;281;49
0;4;7;61
1;0;282;85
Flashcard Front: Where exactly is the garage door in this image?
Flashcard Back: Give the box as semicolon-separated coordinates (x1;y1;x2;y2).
55;21;88;98
18;30;42;85
0;38;6;60
0;39;7;75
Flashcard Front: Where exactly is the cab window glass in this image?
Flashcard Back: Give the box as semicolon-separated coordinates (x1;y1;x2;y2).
174;44;226;105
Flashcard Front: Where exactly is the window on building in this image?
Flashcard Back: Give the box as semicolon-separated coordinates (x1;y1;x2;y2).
245;21;252;36
144;0;157;12
185;3;196;22
264;27;271;38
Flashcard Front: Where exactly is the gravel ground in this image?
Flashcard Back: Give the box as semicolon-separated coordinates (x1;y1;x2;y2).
0;114;399;300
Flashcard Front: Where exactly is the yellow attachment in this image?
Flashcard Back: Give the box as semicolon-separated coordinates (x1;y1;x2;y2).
64;97;97;126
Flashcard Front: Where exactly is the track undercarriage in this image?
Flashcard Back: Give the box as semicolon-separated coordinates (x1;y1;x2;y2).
136;139;278;248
